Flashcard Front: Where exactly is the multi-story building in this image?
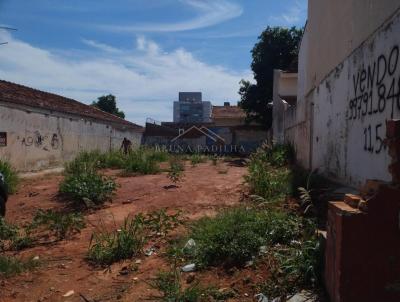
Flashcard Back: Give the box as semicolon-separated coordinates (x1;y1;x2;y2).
173;92;212;123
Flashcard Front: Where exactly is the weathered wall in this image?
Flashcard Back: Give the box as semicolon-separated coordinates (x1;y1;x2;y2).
306;0;400;94
0;103;142;171
310;9;400;187
272;70;298;144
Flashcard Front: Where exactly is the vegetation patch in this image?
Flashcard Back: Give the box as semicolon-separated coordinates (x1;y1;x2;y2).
0;217;33;251
87;216;146;266
167;157;185;186
60;167;117;207
29;210;86;240
187;207;303;268
242;143;326;299
123;149;161;175
144;209;183;237
0;159;19;194
149;269;208;302
0;255;39;277
190;153;207;167
258;236;322;299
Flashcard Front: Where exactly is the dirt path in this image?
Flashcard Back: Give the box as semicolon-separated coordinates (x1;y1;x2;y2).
0;160;263;302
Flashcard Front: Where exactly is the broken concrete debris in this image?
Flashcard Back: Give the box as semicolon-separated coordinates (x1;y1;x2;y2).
181;263;196;272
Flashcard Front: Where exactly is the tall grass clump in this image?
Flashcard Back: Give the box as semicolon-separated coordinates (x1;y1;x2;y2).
64;150;105;174
188;207;303;268
124;148;160;175
0;159;19;194
259;234;322;299
87;216;146;265
246;152;291;201
100;150;126;169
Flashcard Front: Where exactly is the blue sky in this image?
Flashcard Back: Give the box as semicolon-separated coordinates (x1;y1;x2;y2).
0;0;307;124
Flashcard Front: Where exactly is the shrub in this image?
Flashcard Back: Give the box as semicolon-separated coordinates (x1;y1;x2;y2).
263;143;295;167
87;216;146;265
60;169;117;206
167;157;185;185
190;153;206;167
124;149;160;175
0;255;39;277
29;210;85;240
64;150;104;175
147;148;170;163
101;150;126;169
144;209;183;236
188;207;303;268
0;159;19;194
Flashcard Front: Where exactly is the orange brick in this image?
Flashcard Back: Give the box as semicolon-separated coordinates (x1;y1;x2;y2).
344;194;361;208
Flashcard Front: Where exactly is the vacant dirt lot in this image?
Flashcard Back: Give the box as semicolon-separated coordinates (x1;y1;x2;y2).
0;160;270;302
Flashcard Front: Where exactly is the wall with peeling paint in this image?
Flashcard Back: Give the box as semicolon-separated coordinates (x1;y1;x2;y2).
0;102;142;171
309;7;400;187
306;0;400;95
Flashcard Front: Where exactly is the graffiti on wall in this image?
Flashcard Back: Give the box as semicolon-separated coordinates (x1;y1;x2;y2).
348;45;400;154
21;131;60;151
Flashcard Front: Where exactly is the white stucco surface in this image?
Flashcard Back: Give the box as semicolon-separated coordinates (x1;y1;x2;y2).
310;9;400;187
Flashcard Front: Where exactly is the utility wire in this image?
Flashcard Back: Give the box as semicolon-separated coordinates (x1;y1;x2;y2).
0;26;18;45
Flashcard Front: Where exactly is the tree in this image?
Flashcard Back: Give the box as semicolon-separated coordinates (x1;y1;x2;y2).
92;94;125;119
238;26;303;128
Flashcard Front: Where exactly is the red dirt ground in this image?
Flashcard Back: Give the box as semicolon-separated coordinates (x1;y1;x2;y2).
0;160;270;302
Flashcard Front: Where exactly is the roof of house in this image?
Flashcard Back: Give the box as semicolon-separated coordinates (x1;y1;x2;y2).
211;105;246;119
0;80;143;131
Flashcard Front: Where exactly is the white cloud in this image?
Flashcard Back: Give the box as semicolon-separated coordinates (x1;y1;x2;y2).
0;33;251;124
96;0;243;33
270;0;307;26
81;39;122;54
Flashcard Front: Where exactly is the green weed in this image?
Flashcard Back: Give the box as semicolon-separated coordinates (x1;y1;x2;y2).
29;210;85;240
124;149;160;175
149;268;207;302
87;215;146;266
0;255;39;277
0;159;19;194
60;169;117;206
190;153;206;167
167;157;185;185
259;236;322;299
144;209;183;236
188;207;303;268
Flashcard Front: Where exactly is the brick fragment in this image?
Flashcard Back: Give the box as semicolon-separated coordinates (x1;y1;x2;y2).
344;194;361;208
386;119;400;139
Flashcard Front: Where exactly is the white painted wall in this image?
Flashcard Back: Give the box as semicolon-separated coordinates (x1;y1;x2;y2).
272;70;298;144
0;102;142;171
306;0;400;94
310;9;400;187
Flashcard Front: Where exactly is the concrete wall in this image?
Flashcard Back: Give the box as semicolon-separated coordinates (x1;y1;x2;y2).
272;70;298;144
309;8;400;187
306;0;400;94
0;102;142;172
